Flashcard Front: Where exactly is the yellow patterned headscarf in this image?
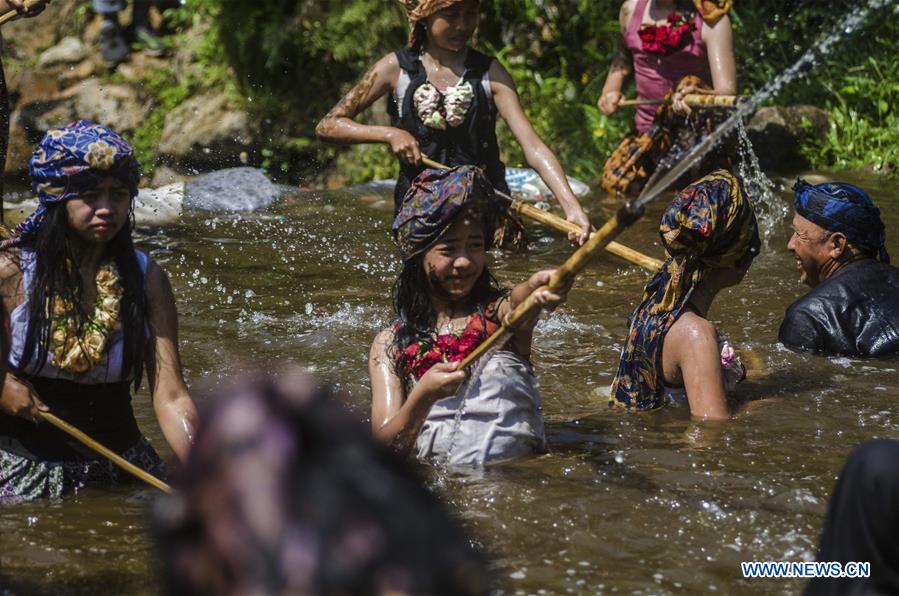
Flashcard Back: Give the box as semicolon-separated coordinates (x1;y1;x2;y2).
610;170;760;410
400;0;466;46
693;0;733;25
653;169;759;313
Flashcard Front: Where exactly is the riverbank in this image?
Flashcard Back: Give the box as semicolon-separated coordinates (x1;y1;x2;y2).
2;1;895;191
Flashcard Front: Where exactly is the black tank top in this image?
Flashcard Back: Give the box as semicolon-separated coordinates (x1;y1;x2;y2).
0;377;142;461
388;47;508;213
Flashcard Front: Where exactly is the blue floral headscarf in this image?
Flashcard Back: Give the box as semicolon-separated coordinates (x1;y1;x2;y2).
793;179;889;263
392;165;498;261
610;170;760;410
2;120;140;249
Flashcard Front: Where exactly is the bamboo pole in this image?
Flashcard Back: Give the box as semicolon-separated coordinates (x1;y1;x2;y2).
458;202;645;370
618;94;740;108
40;411;173;494
0;0;42;25
420;157;663;272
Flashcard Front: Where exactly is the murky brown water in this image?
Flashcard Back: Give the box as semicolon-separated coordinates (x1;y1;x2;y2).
1;171;896;595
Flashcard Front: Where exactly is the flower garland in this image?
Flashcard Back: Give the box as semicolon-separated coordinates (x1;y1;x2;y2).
50;260;124;373
402;312;495;380
718;333;746;393
639;13;695;55
413;81;474;130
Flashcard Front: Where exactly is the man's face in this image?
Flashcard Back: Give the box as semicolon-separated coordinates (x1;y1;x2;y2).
786;213;833;287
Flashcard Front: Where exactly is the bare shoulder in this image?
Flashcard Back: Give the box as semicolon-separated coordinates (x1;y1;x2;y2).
0;251;22;283
702;13;732;40
370;326;397;358
668;311;717;344
373;51;401;82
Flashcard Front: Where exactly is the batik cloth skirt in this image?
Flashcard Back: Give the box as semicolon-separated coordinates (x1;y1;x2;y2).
0;436;165;503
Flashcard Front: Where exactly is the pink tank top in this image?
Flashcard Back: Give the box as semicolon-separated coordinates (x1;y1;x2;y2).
624;0;711;133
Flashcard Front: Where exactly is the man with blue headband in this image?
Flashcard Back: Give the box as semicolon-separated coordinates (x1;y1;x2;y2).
779;180;899;356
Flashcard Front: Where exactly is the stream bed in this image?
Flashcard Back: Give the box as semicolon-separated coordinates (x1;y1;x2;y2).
0;171;896;595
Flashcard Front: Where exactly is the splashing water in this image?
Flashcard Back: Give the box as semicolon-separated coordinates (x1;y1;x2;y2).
635;0;893;210
735;119;784;239
443;330;512;465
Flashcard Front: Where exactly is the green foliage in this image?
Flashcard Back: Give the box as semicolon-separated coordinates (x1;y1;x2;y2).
127;67;193;174
141;0;897;182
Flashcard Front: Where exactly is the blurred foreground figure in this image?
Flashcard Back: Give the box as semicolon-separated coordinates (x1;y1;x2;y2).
805;439;899;596
154;369;490;596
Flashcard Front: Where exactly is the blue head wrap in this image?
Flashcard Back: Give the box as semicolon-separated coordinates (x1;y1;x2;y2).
2;120;140;249
793;179;889;264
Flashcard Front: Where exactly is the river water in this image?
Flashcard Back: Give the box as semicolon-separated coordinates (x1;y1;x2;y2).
0;171;896;595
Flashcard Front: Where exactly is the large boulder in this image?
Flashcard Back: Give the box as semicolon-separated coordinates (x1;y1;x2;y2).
6;79;148;175
36;36;88;68
157;93;256;170
69;78;149;133
745;106;830;172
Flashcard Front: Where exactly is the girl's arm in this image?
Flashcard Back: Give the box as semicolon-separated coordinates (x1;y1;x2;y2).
496;269;574;355
144;260;198;462
598;1;636;115
489;61;591;243
0;0;50;19
370;328;466;457
315;53;423;165
674;15;736;113
702;14;736;95
0;256;47;423
663;314;729;420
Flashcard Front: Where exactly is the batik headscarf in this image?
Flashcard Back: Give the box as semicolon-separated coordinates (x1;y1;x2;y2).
692;0;733;25
2;120;140;250
392;165;497;261
793;179;889;264
610;170;759;410
401;0;467;46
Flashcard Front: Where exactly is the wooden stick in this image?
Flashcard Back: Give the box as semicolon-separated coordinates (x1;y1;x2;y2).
420;157;662;272
458;202;645;369
618;94;740;108
0;0;42;25
40;411;173;494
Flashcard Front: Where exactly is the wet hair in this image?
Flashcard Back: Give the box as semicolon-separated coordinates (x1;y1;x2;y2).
154;371;491;595
20;201;147;389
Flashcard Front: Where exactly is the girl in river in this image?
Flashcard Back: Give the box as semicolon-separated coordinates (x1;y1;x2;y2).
598;0;736;196
0;120;198;501
610;170;759;419
369;165;572;465
315;0;591;245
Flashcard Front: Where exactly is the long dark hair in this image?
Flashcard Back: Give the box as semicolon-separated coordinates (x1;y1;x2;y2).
21;202;147;389
389;254;505;382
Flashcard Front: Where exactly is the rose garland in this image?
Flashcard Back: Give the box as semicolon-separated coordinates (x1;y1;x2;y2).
413;81;474;130
49;260;124;373
639;13;695;55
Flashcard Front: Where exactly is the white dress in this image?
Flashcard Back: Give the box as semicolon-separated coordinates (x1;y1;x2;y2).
414;351;546;467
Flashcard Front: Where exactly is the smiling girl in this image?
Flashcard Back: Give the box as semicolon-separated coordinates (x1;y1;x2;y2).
0;121;197;501
369;166;572;466
316;0;590;243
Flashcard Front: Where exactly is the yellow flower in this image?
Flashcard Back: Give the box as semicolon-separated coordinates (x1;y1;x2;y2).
85;141;117;170
50;259;124;373
593;127;605;138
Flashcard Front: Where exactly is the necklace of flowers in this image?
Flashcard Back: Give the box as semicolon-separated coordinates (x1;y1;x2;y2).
413;79;475;130
639;12;695;55
402;309;496;381
49;259;124;373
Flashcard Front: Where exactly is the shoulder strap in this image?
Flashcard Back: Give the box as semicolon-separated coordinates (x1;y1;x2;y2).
394;47;422;74
629;0;650;33
464;48;494;79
